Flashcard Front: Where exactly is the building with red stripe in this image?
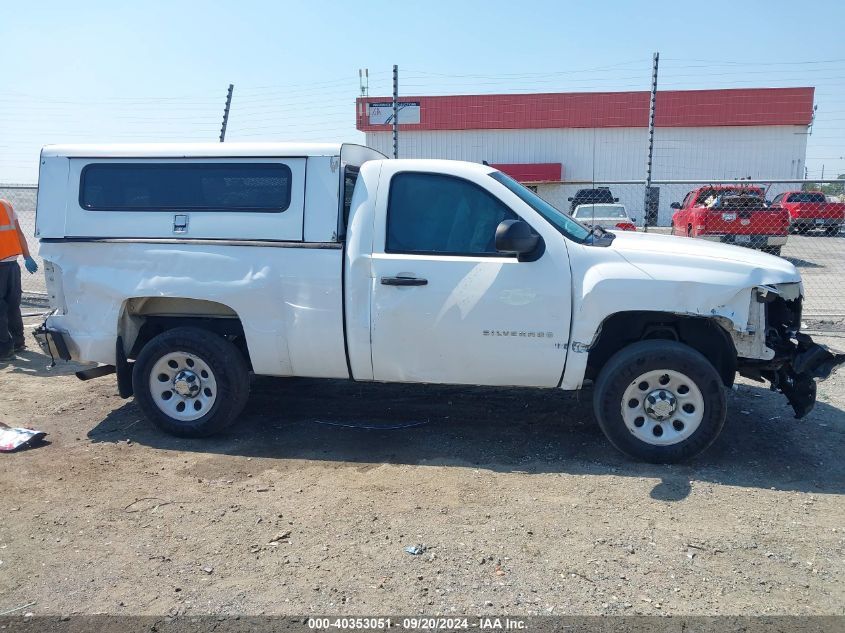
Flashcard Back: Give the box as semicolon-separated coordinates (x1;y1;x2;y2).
355;87;815;224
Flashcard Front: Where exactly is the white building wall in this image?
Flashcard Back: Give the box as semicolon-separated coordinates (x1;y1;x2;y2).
365;125;808;225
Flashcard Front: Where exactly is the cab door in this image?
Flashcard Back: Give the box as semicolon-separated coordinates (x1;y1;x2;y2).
368;168;571;387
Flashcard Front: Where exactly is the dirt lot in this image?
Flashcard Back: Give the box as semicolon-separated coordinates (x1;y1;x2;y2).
0;313;843;617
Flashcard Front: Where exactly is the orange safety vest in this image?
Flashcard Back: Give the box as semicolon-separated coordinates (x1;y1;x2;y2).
0;200;23;260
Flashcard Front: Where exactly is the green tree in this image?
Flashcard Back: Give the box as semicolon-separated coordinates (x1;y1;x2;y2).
802;175;844;197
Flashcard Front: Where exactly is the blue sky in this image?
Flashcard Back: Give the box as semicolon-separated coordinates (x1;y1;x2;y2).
2;0;844;183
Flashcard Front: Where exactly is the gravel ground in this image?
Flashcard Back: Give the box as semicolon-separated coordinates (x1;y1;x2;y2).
0;314;843;617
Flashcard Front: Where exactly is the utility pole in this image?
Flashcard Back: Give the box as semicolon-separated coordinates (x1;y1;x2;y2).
392;65;399;159
219;83;234;142
643;52;659;230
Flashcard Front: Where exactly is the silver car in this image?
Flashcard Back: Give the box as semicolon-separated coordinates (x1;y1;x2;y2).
572;203;638;232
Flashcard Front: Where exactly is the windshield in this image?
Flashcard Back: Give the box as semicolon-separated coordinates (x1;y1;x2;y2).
573;204;627;219
489;171;591;242
574;189;615;204
787;192;826;203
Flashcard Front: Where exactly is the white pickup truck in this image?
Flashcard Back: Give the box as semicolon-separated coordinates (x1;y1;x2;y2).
33;143;843;463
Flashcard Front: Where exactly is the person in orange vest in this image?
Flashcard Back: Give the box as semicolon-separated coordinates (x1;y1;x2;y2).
0;199;38;361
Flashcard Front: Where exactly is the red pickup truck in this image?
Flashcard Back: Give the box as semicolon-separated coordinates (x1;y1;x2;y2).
771;191;844;236
670;185;789;256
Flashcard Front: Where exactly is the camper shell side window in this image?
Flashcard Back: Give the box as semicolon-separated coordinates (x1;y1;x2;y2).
79;162;293;212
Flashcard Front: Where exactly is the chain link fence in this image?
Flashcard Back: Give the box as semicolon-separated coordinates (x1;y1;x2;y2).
1;178;843;318
531;179;844;320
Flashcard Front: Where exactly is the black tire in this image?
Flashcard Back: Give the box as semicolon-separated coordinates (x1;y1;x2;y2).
593;340;727;463
762;246;782;257
132;327;250;437
825;225;840;237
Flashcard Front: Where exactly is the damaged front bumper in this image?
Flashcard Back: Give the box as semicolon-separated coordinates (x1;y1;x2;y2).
763;333;845;418
739;289;845;418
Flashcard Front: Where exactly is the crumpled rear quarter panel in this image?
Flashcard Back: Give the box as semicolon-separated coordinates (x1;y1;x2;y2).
40;241;348;379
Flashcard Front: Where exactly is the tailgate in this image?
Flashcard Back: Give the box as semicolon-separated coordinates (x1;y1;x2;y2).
704;208;789;235
790;203;845;220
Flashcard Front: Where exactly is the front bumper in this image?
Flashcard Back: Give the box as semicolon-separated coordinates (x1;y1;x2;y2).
766;333;845;418
699;234;788;248
744;291;845;418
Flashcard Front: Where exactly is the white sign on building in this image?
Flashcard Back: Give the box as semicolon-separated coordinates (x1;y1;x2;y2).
367;101;421;125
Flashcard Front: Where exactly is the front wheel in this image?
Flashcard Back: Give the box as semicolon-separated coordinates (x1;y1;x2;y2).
132;327;250;437
593;340;727;463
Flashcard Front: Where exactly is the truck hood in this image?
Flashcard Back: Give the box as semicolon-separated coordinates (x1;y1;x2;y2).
608;230;801;287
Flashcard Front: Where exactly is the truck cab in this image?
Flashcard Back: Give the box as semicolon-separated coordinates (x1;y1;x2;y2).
33;144;844;463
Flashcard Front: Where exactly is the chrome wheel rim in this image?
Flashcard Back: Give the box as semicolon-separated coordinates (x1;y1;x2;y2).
149;352;217;422
621;369;704;446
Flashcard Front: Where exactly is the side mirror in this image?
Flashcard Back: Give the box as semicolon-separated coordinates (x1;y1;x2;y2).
567;197;573;201
613;197;619;202
631;217;638;223
496;219;540;257
670;202;681;209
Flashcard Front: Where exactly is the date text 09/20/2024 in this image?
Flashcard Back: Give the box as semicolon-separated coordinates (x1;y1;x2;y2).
307;617;526;630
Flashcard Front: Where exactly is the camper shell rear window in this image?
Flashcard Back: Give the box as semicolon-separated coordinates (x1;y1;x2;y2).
79;162;292;212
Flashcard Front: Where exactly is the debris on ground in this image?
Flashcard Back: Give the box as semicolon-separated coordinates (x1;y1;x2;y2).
404;544;426;555
0;422;46;452
0;602;36;617
269;531;291;543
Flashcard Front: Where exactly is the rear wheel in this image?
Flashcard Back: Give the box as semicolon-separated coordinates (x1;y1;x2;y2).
825;225;840;237
132;327;250;437
593;340;727;463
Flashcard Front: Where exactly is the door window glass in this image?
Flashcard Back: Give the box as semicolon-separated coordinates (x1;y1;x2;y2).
387;172;518;255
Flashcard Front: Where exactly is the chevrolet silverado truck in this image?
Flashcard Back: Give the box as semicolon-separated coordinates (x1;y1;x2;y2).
32;143;843;463
771;191;845;236
670;185;789;256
